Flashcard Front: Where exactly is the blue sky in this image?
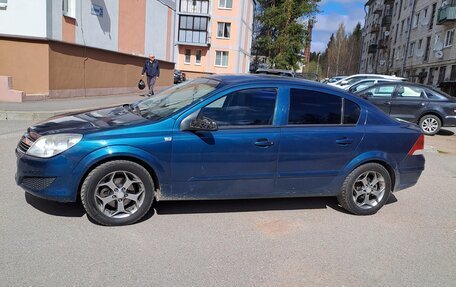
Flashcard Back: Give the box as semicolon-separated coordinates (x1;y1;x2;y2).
311;0;366;52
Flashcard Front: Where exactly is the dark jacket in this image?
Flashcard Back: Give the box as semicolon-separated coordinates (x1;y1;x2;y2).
142;59;160;77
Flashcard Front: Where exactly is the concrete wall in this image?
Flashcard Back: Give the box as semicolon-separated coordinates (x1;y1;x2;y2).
0;37;49;94
0;0;48;38
75;0;120;52
48;41;174;98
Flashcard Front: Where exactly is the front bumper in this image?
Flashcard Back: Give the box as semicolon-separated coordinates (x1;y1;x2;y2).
15;152;79;202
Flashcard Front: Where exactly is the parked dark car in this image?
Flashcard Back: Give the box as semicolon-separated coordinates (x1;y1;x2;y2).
356;82;456;135
174;69;186;84
16;75;425;226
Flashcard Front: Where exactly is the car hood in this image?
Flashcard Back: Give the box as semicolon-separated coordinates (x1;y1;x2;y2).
28;106;148;136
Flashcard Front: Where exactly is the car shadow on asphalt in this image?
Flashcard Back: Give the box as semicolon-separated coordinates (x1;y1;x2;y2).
24;192;398;223
437;129;455;136
25;193;85;217
152;194;398;216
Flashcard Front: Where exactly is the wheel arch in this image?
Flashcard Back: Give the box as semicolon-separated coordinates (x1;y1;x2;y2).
73;147;165;202
418;111;443;125
351;160;396;191
341;152;399;192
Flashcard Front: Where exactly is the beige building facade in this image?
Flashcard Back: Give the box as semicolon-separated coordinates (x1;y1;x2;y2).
175;0;255;78
360;0;455;90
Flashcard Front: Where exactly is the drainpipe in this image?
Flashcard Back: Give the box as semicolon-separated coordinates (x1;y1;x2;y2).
401;0;417;77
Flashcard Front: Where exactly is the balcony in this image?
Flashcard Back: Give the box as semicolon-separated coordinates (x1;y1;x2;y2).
437;4;456;25
370;24;380;33
373;7;383;15
368;44;378;54
382;15;392;27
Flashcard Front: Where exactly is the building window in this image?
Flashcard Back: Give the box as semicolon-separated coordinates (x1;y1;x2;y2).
217;22;231;38
409;42;415;57
450;65;456;81
215;51;229;67
184;49;191;64
412;12;419;28
180;0;209;14
424;36;431;61
62;0;76;18
430;3;436;30
444;29;455;48
418;39;423;50
438;66;446;83
195;49;202;64
0;0;7;8
178;15;208;44
219;0;233;9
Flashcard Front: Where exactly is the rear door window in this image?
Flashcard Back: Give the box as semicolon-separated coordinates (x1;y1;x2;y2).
365;85;396;97
288;89;360;125
396;86;425;98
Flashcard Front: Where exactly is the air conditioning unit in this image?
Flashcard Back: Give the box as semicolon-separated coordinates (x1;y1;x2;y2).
435;50;443;59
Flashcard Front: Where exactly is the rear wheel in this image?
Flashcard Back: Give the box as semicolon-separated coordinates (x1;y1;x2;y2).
81;160;155;226
419;114;441;136
337;163;391;215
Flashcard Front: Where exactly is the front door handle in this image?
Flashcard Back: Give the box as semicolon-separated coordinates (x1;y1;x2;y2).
384;101;391;105
336;138;354;145
255;138;274;147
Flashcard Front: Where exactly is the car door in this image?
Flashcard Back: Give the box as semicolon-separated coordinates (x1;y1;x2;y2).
390;84;429;122
363;84;397;115
276;88;365;196
169;87;280;199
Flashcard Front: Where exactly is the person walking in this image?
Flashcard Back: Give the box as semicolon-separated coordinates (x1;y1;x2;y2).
141;54;160;96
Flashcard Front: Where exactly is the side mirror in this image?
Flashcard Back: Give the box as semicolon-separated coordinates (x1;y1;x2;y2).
340;80;349;86
189;117;218;131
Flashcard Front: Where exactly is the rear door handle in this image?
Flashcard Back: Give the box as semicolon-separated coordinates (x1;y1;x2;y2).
255;138;274;147
384;101;391;105
336;138;354;145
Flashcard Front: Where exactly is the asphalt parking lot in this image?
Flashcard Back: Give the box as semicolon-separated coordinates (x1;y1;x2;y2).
1;121;455;286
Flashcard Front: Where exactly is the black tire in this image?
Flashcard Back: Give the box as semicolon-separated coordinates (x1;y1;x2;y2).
337;163;392;215
81;160;155;226
419;114;441;136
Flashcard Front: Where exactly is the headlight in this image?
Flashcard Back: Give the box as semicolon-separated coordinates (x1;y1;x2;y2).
27;134;82;158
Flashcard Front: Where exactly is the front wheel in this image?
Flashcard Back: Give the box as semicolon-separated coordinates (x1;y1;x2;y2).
81;160;155;226
337;163;392;215
419;114;441;136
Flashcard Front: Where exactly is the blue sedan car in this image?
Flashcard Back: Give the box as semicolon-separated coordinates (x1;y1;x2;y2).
16;75;425;225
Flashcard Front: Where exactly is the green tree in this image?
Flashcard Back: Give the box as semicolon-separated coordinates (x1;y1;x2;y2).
254;0;319;70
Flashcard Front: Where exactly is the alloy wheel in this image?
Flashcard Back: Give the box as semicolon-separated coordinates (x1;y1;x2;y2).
352;171;385;209
421;117;439;134
94;171;145;218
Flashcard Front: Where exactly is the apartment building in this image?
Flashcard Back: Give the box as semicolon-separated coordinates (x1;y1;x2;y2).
360;0;455;90
0;0;176;101
174;0;255;78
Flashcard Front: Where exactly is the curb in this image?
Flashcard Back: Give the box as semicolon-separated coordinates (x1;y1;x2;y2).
0;110;65;121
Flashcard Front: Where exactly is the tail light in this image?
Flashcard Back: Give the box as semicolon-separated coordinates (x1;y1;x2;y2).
408;134;424;156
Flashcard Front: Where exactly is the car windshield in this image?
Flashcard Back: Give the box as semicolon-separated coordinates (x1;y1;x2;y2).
131;78;220;121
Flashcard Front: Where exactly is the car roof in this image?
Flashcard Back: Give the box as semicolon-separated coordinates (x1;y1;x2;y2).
202;74;329;89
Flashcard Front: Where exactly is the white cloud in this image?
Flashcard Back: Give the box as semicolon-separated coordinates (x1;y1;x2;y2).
314;12;365;33
311;41;328;53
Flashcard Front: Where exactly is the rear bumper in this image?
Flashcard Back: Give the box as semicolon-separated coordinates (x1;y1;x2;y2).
443;115;456;127
395;155;425;192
